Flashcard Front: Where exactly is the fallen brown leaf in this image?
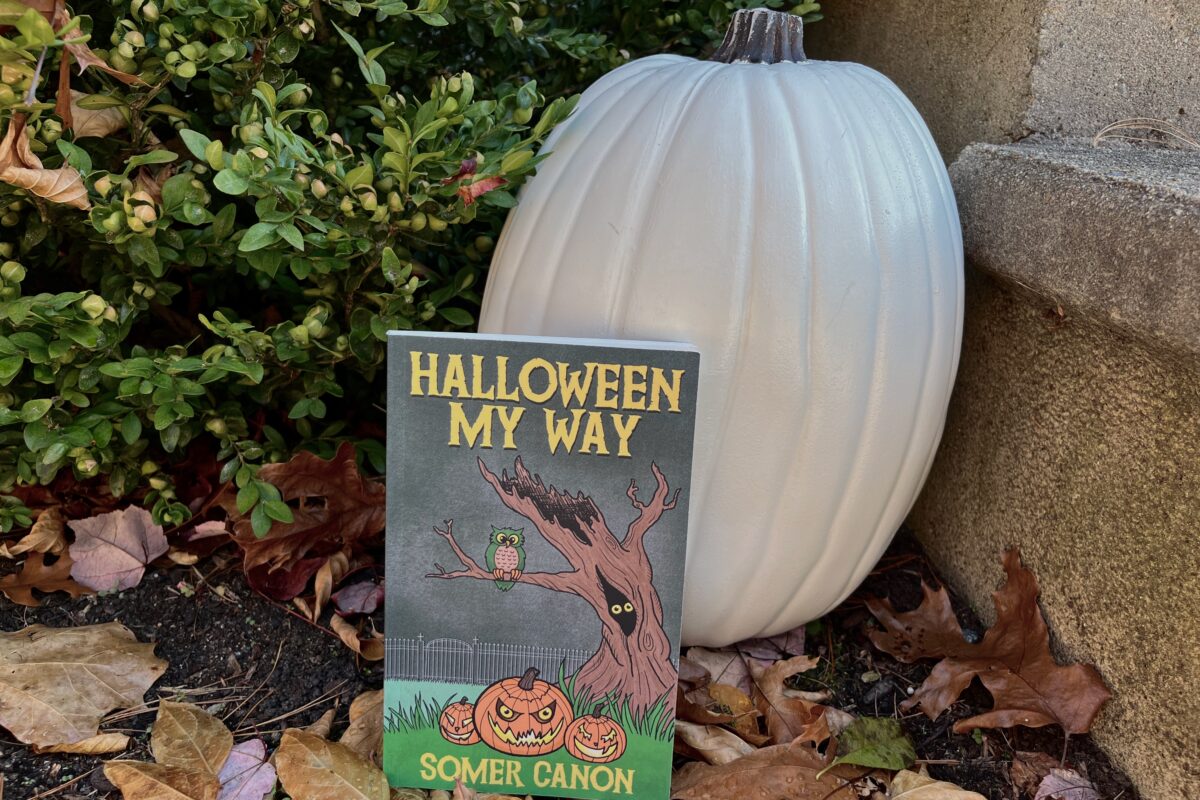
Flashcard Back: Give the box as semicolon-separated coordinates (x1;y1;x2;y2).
675;720;755;765
888;768;986;799
1010;751;1061;797
685;647;753;696
340;690;383;765
705;683;767;745
0;623;166;747
69;506;169;591
105;762;221;800
671;739;860;800
0;551;91;606
218;443;384;585
331;612;384;661
311;551;350;621
305;709;337;739
35;732;130;755
217;739;276;800
866;550;1111;735
70;91;128;138
1034;768;1101;800
0;114;90;209
152;701;234;776
273;728;389;800
0;505;65;557
747;654;830;745
333;579;384;616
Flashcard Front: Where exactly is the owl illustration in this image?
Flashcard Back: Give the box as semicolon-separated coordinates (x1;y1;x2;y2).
485;527;525;591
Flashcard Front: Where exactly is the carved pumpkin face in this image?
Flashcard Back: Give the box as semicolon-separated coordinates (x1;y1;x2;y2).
473;667;573;756
439;697;480;745
565;713;627;763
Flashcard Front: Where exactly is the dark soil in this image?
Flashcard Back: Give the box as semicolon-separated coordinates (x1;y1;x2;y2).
0;533;1138;800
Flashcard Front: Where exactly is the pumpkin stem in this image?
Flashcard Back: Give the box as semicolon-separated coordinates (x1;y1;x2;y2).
710;8;806;64
518;667;540;691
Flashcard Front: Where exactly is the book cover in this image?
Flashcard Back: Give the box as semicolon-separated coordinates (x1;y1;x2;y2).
384;332;699;800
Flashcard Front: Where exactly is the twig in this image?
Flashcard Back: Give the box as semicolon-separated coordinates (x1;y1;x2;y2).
29;769;94;800
25;47;47;106
233;680;350;735
1093;117;1200;150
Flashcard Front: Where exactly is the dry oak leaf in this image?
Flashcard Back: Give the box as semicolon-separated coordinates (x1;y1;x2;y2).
273;728;389;800
105;762;221;800
217;739;276;800
34;731;130;755
675;720;756;765
747;654;831;745
69;506;169;591
152;701;234;775
888;768;986;799
0;622;166;747
219;443;384;576
866;549;1111;735
1033;768;1101;800
331;614;384;661
0;114;90;209
671;739;860;800
340;689;383;765
305;708;337;739
1009;750;1061;797
69;90;128;138
0;551;91;606
0;505;66;557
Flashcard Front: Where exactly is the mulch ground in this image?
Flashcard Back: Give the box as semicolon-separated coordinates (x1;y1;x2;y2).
0;532;1139;800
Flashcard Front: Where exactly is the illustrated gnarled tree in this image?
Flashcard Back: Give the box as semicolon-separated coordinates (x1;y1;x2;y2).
427;457;680;712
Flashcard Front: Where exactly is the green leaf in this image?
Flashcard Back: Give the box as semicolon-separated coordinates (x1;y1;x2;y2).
262;499;294;523
0;356;22;384
214;170;250;195
238;222;279;252
121;413;142;445
19;399;52;422
16;8;55;45
236;482;259;514
818;718;916;777
277;223;304;251
438;307;474;326
178;129;212;161
250;501;272;537
125;150;179;170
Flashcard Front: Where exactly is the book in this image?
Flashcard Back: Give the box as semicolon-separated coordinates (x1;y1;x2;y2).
384;331;699;800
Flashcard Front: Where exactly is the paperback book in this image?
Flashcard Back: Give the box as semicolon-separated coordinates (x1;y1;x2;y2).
384;331;699;800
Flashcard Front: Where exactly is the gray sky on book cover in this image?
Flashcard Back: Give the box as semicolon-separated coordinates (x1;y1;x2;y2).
386;333;698;656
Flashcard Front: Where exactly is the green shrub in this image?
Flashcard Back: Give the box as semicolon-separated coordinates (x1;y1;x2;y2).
0;0;822;534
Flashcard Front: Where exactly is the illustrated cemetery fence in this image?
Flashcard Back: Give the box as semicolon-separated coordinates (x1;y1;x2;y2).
386;636;592;685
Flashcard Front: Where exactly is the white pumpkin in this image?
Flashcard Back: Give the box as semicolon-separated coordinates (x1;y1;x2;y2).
479;9;963;646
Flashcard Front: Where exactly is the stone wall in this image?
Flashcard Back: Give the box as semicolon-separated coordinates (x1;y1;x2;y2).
812;2;1200;797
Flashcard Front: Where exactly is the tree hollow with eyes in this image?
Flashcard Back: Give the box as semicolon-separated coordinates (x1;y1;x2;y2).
427;457;680;712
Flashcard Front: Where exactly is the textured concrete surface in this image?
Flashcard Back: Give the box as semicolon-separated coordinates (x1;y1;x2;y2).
807;0;1043;158
950;138;1200;359
910;271;1200;800
809;0;1200;158
1030;0;1200;138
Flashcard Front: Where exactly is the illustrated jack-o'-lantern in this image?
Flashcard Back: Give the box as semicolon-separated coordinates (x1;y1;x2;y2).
439;697;480;745
565;711;627;764
474;667;573;756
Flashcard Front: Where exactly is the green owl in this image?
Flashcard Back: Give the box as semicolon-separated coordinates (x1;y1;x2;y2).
485;526;525;591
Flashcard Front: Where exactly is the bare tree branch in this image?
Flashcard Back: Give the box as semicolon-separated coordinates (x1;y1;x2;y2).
424;518;583;594
623;462;680;553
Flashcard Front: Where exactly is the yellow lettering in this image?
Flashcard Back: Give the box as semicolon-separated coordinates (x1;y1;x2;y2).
495;406;525;449
462;758;487;785
487;759;505;785
533;761;551;788
545;408;586;454
613;767;634;795
437;755;459;782
551;761;567;788
505;759;524;787
649;368;684;412
496;356;520;401
470;354;495;400
448;402;492;448
590;765;614;793
419;753;437;781
569;763;592;791
442;354;469;398
410;351;440;396
557;361;597;406
519;357;556;403
595;363;620;409
622;365;647;410
580;411;610;455
611;413;640;457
